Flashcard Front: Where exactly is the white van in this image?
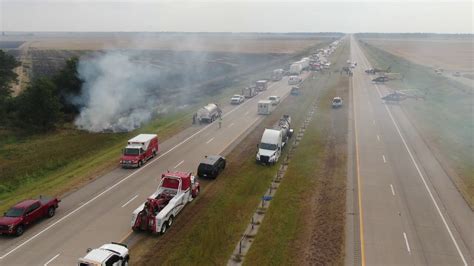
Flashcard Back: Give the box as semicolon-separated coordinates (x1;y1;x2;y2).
288;75;302;85
258;100;274;115
256;129;283;164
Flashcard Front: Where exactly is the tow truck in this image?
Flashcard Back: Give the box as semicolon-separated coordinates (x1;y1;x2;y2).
131;171;200;234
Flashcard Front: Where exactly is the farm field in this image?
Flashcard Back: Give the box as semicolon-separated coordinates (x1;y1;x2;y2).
2;33;337;53
361;37;473;72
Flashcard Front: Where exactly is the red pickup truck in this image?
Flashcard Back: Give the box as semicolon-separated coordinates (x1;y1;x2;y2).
0;196;60;236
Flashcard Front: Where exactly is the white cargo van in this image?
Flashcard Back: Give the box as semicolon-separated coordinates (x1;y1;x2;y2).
258;100;274;115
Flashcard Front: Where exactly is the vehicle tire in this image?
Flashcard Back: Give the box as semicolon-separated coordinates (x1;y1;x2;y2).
194;187;200;198
47;207;56;218
153;150;157;157
138;160;143;168
160;223;168;235
222;161;226;170
168;216;174;227
15;225;24;236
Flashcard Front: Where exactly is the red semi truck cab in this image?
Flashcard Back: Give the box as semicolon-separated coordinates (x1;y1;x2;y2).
0;196;60;236
120;134;159;168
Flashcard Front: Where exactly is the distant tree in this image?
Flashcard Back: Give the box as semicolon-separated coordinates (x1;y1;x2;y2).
53;56;83;115
0;50;20;126
16;78;62;131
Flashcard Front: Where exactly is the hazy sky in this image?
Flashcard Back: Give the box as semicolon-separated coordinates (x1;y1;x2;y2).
1;0;472;33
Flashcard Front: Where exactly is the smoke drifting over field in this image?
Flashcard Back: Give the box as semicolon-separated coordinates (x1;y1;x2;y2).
75;51;160;132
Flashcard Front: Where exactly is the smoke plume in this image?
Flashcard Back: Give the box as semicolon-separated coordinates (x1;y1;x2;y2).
74;51;161;132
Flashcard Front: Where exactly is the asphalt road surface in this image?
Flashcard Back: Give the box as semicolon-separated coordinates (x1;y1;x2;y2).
0;72;311;265
350;36;473;266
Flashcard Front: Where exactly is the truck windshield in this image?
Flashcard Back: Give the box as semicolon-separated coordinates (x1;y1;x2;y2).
124;148;140;155
260;143;278;151
5;207;24;217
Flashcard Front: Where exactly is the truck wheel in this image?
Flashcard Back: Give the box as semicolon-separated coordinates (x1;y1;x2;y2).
153;150;157;157
15;225;24;236
138;160;143;168
160;223;168;235
47;207;56;218
168;216;174;227
194;187;200;197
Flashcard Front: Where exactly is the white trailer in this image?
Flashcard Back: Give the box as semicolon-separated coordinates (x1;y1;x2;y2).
242;86;258;98
300;58;310;70
290;63;303;75
258;100;274;115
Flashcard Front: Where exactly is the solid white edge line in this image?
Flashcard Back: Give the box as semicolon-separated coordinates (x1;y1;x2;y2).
376;83;468;266
44;253;60;266
390;184;396;196
382;155;386;163
174;160;184;169
356;39;467;266
0;69;294;260
206;137;215;144
403;232;411;254
227;122;235;128
121;195;139;208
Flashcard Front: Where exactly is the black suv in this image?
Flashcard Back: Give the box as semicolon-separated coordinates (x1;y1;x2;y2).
197;155;226;179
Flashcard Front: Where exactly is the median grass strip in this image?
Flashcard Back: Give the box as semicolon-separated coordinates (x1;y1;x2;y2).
243;62;349;265
359;40;474;208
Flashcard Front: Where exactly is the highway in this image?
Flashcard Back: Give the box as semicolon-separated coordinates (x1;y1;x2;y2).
0;72;310;265
350;36;473;265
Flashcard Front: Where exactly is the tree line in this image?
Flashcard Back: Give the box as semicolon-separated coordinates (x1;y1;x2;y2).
0;50;83;132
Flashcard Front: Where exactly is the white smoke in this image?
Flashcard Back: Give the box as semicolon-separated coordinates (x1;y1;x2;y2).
74;51;160;132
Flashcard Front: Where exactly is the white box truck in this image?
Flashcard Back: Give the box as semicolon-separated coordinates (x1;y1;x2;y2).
271;69;284;81
242;86;258;98
290;63;303;75
258;100;274;115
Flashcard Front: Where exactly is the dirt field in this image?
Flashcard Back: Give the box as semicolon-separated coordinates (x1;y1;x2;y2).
362;38;473;72
3;34;334;54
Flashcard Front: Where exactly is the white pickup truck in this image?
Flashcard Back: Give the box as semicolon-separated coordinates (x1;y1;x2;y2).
131;171;200;234
78;242;129;266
